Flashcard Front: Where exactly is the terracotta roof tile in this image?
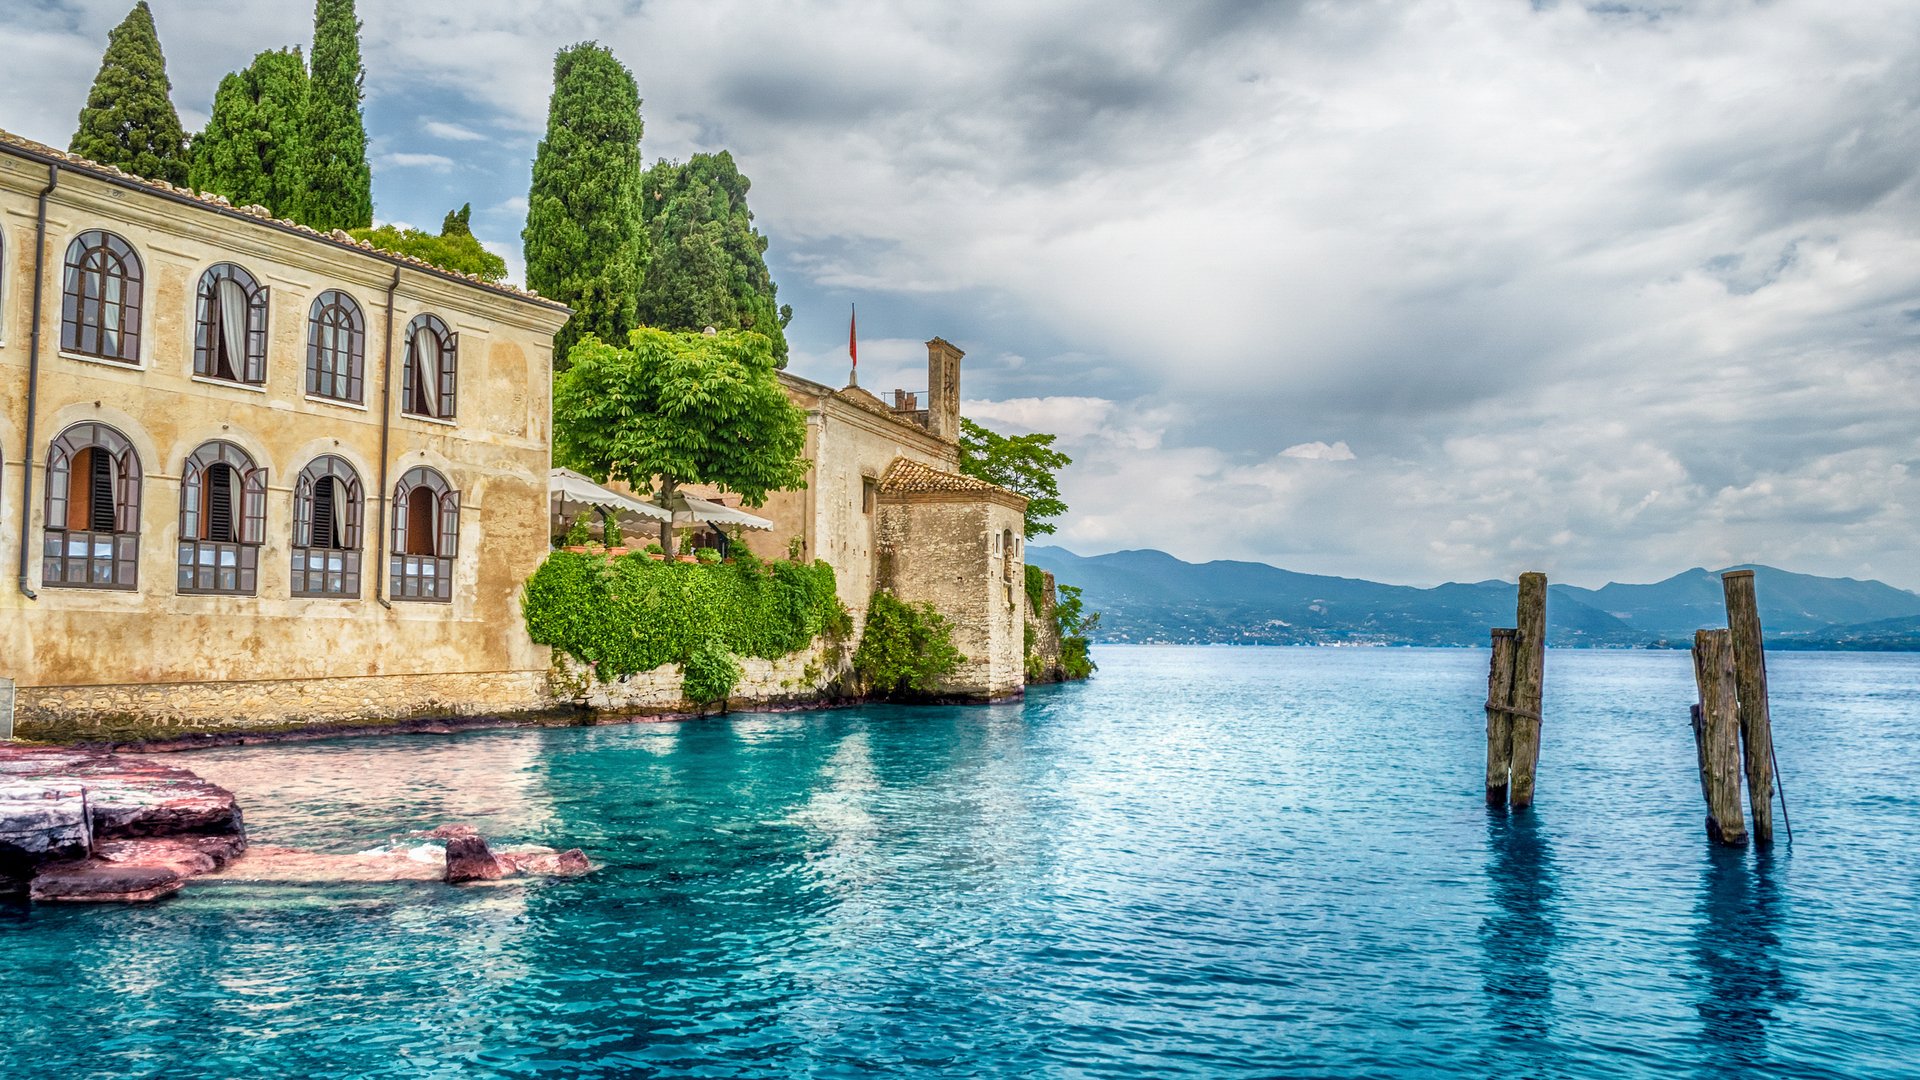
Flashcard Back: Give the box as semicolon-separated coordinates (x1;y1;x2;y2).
880;457;1003;495
0;128;567;311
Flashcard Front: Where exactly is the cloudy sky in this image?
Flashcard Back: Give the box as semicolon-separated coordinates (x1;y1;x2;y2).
7;0;1918;589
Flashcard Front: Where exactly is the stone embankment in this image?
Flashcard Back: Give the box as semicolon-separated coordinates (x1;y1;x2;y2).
0;747;590;902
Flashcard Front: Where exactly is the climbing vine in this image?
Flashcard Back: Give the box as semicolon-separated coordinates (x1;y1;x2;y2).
523;550;847;689
852;591;966;698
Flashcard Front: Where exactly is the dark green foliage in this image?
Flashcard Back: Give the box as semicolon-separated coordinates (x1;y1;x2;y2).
296;0;372;231
350;206;509;281
554;329;809;554
522;550;845;680
681;638;742;704
190;48;309;217
524;43;647;367
853;591;966;698
1025;563;1047;611
1056;582;1099;679
69;3;190;185
959;418;1071;537
636;152;791;366
564;514;592;547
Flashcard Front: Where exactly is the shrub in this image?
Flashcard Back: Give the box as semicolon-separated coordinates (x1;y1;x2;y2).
853;591;965;698
523;551;846;680
682;637;742;704
564;513;593;547
695;547;721;564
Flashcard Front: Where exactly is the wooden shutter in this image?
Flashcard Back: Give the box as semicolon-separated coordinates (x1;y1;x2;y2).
391;481;410;555
245;285;269;384
292;473;313;548
342;477;363;550
180;459;203;540
93;450;119;533
401;333;418;414
242;467;268;544
438;490;461;558
440;331;458;419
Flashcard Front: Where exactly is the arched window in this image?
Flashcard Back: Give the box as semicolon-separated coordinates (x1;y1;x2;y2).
292;455;364;598
60;230;143;363
306;290;364;403
193;264;269;384
1002;527;1016;582
390;466;458;602
43;421;141;589
402;313;458;420
177;441;266;595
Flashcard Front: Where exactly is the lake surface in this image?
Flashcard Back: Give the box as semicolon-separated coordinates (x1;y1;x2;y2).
4;646;1918;1078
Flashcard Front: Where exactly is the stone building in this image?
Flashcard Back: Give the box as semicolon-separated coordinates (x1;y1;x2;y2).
700;339;1030;700
0;131;571;737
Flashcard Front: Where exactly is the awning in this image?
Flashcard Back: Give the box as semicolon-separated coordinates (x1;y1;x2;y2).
663;493;775;531
549;468;673;523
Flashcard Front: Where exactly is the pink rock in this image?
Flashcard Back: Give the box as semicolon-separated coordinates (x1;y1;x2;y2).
443;834;504;883
426;823;481;840
94;838;219;878
30;861;184;903
497;847;592;877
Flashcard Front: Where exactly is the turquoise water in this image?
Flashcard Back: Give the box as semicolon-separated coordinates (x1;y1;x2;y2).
4;646;1918;1078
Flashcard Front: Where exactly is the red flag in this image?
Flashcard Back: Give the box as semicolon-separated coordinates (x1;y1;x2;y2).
848;304;858;370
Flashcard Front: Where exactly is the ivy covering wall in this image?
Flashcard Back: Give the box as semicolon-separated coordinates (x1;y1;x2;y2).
523;551;847;701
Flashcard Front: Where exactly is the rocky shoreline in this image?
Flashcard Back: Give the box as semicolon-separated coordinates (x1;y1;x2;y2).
0;746;590;902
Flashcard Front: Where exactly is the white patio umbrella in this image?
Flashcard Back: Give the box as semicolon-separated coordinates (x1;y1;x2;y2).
549;468;673;529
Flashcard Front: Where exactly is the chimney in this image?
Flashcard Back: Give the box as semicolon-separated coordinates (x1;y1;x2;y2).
924;337;963;442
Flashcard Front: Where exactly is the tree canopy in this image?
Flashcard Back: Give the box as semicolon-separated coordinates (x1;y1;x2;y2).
349;204;508;281
524;42;648;369
190;48;309;218
296;0;372;231
637;152;792;366
69;2;190;186
554;328;809;553
959;417;1071;537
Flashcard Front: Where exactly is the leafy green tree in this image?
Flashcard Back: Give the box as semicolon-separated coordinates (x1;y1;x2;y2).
296;0;372;231
69;2;190;185
959;417;1071;537
523;42;647;369
189;48;309;217
350;205;508;281
637;152;792;366
554;328;809;554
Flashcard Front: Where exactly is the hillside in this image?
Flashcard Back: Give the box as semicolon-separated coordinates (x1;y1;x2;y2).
1027;547;1920;649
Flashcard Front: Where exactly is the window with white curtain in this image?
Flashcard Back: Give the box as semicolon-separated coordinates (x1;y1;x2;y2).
402;313;458;420
193;263;269;384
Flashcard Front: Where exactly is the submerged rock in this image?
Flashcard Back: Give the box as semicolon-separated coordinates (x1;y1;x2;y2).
496;847;592;877
443;834;505;883
30;861;185;903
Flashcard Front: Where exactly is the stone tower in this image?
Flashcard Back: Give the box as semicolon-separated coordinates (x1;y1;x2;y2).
924;337;963;443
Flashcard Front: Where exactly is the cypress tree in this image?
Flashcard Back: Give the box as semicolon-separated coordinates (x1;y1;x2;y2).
298;0;373;231
69;2;190;185
523;42;647;369
636;152;793;367
189;48;309;218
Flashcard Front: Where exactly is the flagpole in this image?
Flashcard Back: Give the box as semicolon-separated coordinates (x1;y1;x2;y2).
848;303;858;387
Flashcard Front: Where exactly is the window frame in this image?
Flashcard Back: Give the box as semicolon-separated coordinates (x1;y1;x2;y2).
177;440;267;596
291;455;365;599
59;230;144;365
389;466;458;603
42;421;142;590
305;289;366;404
192;263;270;386
400;313;459;422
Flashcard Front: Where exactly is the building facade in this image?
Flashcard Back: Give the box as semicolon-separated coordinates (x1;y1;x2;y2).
0;132;571;738
701;339;1029;699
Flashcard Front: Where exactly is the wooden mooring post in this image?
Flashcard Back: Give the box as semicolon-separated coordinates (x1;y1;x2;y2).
1722;570;1776;845
1690;629;1748;845
1485;572;1547;809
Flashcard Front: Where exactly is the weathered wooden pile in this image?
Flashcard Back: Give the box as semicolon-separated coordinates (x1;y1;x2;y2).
1688;570;1786;846
1485;572;1548;809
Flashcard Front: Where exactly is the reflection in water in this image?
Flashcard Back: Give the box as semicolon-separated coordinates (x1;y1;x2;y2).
1481;808;1559;1065
1692;848;1795;1075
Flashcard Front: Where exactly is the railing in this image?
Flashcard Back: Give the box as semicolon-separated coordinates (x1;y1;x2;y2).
178;539;260;594
292;546;362;598
391;554;454;602
42;529;138;590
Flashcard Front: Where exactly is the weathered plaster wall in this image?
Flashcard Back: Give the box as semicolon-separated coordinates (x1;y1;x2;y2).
876;494;1027;699
0;151;568;722
556;634;852;715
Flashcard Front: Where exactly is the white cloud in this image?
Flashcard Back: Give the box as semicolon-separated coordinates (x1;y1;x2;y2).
1280;442;1355;462
378;152;455;171
423;119;488;142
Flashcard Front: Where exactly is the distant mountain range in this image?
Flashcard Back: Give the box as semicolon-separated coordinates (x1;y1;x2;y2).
1026;547;1920;649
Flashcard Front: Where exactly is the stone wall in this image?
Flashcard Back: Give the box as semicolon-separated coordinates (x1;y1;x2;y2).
557;634;852;715
1024;569;1067;683
876;494;1027;699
